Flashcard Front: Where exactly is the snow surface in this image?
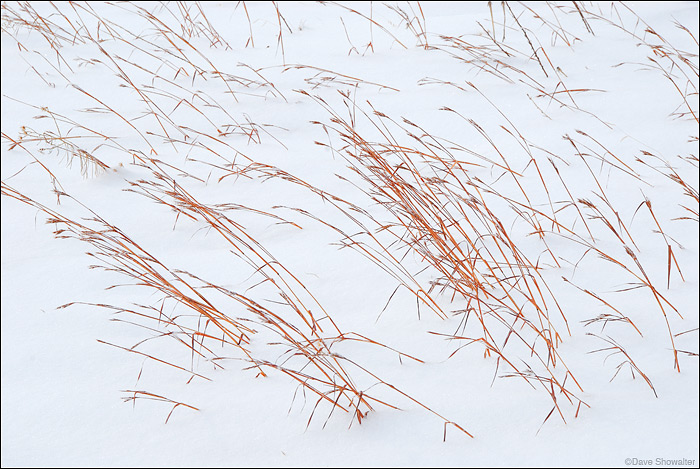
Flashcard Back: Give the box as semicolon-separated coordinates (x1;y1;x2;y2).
1;1;698;467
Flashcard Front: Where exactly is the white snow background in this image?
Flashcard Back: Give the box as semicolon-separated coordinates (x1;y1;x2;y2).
1;1;698;467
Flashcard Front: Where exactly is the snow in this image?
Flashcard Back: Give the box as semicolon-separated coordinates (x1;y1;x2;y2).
1;1;698;466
